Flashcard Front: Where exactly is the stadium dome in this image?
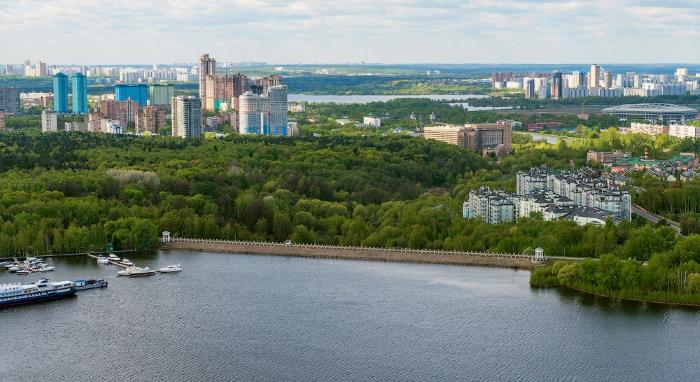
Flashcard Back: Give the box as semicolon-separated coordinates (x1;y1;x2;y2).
602;103;698;123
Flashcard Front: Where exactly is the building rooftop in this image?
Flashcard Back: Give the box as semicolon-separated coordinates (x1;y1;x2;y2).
603;103;698;114
613;155;694;167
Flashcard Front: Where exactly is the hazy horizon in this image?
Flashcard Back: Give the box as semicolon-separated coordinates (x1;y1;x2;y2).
2;0;699;65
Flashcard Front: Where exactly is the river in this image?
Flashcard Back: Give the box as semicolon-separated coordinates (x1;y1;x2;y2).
288;94;487;104
2;251;699;381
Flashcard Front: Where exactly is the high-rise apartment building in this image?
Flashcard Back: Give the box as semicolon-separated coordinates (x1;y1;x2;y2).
98;99;140;126
136;105;167;133
24;60;33;77
37;61;48;77
551;70;562;100
171;96;201;138
115;84;148;106
524;78;535;99
204;74;247;110
633;74;641;88
148;84;174;106
41;110;58;132
570;71;584;88
268;85;288;136
53;73;69;113
0;87;21;115
253;75;282;96
588;64;601;89
603;71;613;89
71;73;88;114
238;91;268;135
198;54;216;103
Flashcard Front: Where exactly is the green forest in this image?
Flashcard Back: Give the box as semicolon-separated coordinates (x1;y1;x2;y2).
0;129;698;260
293;98;621;134
531;237;700;305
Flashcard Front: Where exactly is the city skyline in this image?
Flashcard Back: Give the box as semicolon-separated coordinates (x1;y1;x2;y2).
2;0;700;64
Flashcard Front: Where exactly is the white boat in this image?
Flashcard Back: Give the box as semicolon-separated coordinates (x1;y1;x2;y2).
107;254;121;262
158;264;182;273
128;267;156;277
17;270;31;275
36;266;55;272
120;258;134;266
96;257;109;264
117;266;141;276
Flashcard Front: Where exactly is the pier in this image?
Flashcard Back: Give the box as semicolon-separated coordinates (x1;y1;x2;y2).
85;254;133;268
0;249;135;261
161;238;574;270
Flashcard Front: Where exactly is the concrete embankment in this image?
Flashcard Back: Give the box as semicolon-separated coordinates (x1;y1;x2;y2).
161;240;538;270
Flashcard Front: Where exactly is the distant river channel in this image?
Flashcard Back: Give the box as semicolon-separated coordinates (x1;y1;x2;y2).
288;94;488;104
2;251;700;381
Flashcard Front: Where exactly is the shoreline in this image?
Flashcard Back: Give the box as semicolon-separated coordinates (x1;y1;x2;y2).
161;241;538;270
531;283;700;309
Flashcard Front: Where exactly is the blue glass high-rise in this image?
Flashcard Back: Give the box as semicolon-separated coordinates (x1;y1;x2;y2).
71;73;88;113
53;73;69;113
115;84;148;106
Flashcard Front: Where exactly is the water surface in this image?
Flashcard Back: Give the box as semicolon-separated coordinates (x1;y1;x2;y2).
1;251;699;381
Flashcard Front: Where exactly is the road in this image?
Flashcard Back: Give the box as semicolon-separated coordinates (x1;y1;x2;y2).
632;204;682;235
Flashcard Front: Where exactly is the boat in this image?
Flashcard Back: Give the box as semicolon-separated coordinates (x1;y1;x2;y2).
0;279;76;308
73;279;108;291
117;266;141;276
120;258;134;266
96;257;109;264
158;264;182;273
128;267;156;277
36;266;55;272
107;254;121;262
17;270;31;275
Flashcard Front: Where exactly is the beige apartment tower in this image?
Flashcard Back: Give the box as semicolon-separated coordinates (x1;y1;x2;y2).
589;64;602;89
198;54;216;104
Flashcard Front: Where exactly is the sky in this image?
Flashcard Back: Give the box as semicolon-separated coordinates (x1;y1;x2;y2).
1;0;700;65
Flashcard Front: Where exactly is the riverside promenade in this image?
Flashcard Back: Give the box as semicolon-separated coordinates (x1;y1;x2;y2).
162;238;556;270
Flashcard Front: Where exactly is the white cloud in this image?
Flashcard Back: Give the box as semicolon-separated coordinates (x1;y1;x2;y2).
0;0;699;63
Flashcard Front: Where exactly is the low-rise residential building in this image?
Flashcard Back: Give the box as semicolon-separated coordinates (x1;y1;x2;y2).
0;112;5;129
463;187;518;224
517;190;575;219
424;125;468;147
64;121;89;132
288;103;305;113
681;169;700;181
424;123;512;156
586;150;630;165
464;185;622;226
669;124;700;138
611;154;698;174
516;167;631;220
100;119;123;134
629;122;669;136
363;116;381;127
465;123;512;156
